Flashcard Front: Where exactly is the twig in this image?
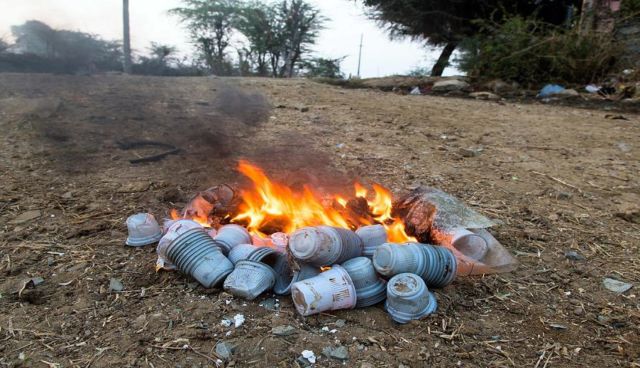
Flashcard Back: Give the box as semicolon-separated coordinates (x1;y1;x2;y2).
150;344;221;367
531;171;583;193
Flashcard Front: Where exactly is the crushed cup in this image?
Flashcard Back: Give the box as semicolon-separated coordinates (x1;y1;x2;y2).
214;224;252;255
223;260;277;300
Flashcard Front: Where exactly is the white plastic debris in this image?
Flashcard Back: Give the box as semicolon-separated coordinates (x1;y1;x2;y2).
233;314;245;328
221;319;233;327
301;350;316;364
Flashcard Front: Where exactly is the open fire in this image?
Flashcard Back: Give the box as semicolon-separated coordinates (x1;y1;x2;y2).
171;160;415;243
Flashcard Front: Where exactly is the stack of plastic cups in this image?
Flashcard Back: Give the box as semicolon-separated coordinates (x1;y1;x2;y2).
341;257;387;308
166;227;234;288
125;213;163;247
157;219;203;270
289;226;363;266
355;224;388;258
213;224;252;255
421;245;457;288
373;243;457;288
223;260;277;300
385;273;437;324
290;265;357;316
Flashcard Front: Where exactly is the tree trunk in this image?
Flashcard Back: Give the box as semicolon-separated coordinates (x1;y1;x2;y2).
430;42;456;77
122;0;133;74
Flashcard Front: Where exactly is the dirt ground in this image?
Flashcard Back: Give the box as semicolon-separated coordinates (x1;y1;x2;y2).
0;73;639;368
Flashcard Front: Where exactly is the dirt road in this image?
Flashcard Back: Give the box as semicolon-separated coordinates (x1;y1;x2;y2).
0;73;638;367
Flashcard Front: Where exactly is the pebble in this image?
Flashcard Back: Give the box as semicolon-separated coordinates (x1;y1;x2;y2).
603;278;633;293
323;346;349;361
109;278;124;292
335;319;346;328
215;342;234;360
565;250;585;261
573;306;584;316
272;325;296;336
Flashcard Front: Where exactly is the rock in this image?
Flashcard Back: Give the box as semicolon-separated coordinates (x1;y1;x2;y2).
573;306;584;316
133;314;147;329
603;278;633;293
360;363;375;368
272;325;296;336
109;278;124;292
323;346;349;361
432;79;469;93
9;210;42;224
458;147;483;157
215;342;234;360
564;250;585;261
556;191;572;200
469;91;501;100
29;277;45;287
334;319;346;328
259;297;278;311
483;79;518;95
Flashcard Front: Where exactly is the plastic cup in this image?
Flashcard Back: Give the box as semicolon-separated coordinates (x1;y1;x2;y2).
372;243;428;277
228;243;260;264
356;225;388;258
157;219;203;269
223;260;276;300
166;227;234;288
289;226;362;266
125;213;163;247
341;257;386;308
214;224;252;254
385;273;437;324
290;265;357;316
271;253;293;295
450;228;488;260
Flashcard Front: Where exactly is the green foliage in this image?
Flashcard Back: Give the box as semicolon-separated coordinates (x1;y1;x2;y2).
457;16;623;85
621;0;640;17
406;66;431;77
170;0;240;75
302;57;345;79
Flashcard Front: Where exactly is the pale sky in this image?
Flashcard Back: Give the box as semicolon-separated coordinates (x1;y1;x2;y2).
0;0;459;77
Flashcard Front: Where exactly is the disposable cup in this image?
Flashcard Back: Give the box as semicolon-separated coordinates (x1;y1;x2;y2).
385;273;437;324
342;257;386;308
356;224;388;258
291;265;357;316
125;213;163;246
223;260;276;300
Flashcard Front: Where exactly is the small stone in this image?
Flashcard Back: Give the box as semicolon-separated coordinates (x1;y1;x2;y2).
469;91;501;100
459;147;482;157
556;191;572;200
301;350;316;364
133;314;147;329
62;191;73;199
335;319;346;328
549;323;568;330
47;257;55;266
603;278;633;293
109;278;124;292
432;79;469;93
29;277;45;287
355;137;364;142
272;325;296;336
117;182;150;193
259;297;277;311
573;306;584;316
359;363;374;368
323;346;349;361
215;342;234;360
9;210;42;224
565;251;585;261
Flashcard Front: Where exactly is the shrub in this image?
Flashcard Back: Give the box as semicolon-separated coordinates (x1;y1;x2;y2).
457;16;624;86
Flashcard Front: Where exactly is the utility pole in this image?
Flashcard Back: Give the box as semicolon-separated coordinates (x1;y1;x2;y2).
122;0;133;74
356;34;363;78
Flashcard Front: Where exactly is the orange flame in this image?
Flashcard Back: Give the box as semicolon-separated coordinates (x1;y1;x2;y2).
233;160;415;242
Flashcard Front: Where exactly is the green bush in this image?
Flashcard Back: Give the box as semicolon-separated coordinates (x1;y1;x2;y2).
457;16;624;86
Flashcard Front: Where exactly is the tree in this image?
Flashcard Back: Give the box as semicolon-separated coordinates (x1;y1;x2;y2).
235;1;281;76
302;56;345;78
360;0;581;76
0;39;8;53
277;0;323;77
123;0;133;73
170;0;240;75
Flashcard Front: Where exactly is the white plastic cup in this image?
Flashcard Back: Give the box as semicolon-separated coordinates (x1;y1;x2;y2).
125;213;163;247
341;257;386;308
214;224;252;254
157;219;203;265
356;224;388;258
289;226;362;266
385;273;437;324
223;260;276;300
291;265;357;316
450;228;488;260
228;243;261;264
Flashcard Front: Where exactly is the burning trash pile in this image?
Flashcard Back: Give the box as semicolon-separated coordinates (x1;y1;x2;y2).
125;161;517;323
